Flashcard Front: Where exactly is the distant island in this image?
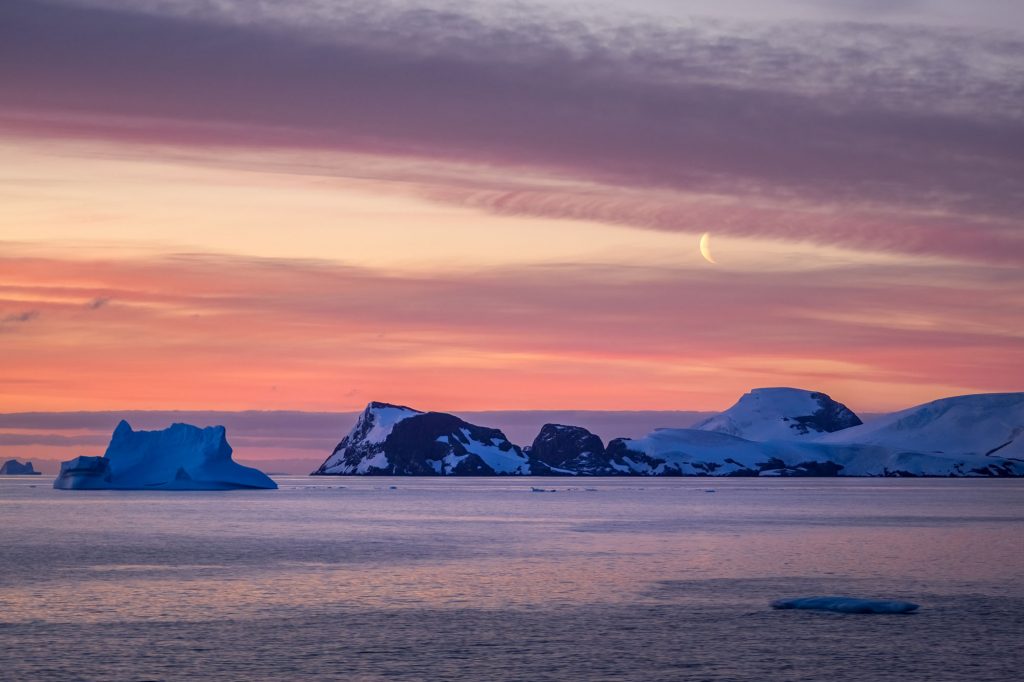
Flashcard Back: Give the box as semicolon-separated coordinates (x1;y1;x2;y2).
0;459;41;475
313;388;1024;477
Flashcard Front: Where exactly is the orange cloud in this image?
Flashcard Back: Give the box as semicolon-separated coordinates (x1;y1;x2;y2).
0;249;1020;413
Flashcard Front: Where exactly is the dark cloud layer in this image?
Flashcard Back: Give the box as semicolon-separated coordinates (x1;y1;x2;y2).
1;0;1022;262
0;408;710;454
1;310;40;326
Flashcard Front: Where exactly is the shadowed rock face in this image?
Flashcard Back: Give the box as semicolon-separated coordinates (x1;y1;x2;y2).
385;412;527;475
528;424;610;475
315;403;530;475
1;459;40;475
787;392;863;435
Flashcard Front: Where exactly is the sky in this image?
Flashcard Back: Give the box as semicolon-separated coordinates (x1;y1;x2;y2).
1;0;1022;415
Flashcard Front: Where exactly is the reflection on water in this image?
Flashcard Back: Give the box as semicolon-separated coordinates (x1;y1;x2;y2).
1;477;1022;680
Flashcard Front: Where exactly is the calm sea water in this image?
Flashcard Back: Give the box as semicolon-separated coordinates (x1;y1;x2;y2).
1;477;1022;681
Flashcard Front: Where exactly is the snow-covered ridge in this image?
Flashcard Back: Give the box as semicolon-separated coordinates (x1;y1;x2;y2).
605;427;1020;477
693;387;862;441
54;420;277;490
816;392;1024;459
314;390;1024;477
357;401;422;444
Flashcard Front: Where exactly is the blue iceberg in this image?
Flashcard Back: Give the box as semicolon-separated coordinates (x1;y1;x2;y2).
54;420;277;490
772;596;919;614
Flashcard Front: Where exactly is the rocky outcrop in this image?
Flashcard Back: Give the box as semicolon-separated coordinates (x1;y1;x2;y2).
314;402;530;475
527;424;612;475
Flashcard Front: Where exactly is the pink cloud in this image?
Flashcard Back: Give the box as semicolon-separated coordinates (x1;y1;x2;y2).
1;0;1022;263
0;251;1020;412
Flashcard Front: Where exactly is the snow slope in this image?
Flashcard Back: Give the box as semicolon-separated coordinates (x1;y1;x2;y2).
314;402;422;475
606;426;1024;477
693;387;862;441
53;421;277;490
817;393;1024;458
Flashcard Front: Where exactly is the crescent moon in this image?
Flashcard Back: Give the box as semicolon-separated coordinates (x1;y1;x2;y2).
699;232;717;264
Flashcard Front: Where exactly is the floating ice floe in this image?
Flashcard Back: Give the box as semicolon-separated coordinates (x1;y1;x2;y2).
771;597;919;614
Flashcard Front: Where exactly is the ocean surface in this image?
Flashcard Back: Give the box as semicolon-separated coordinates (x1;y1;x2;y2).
1;477;1022;681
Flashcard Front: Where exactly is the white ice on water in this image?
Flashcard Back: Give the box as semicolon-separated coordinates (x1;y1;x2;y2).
772;597;919;614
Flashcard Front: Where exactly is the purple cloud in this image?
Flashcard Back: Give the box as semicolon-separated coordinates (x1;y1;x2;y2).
0;0;1022;262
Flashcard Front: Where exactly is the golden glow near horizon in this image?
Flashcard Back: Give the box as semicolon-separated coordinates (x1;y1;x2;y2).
1;138;1020;414
0;140;928;272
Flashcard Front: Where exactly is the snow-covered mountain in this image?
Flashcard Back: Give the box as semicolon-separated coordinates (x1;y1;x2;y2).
816;393;1024;458
314;402;531;475
315;391;1024;477
607;391;1024;477
53;420;277;490
692;387;862;441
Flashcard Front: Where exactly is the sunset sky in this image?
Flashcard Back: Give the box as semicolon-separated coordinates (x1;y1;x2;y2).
1;0;1022;414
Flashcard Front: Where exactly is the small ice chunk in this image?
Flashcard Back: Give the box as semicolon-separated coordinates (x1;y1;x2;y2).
772;596;919;614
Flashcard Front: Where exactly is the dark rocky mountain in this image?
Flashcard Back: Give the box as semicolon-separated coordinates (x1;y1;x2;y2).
314;402;530;475
527;424;613;475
